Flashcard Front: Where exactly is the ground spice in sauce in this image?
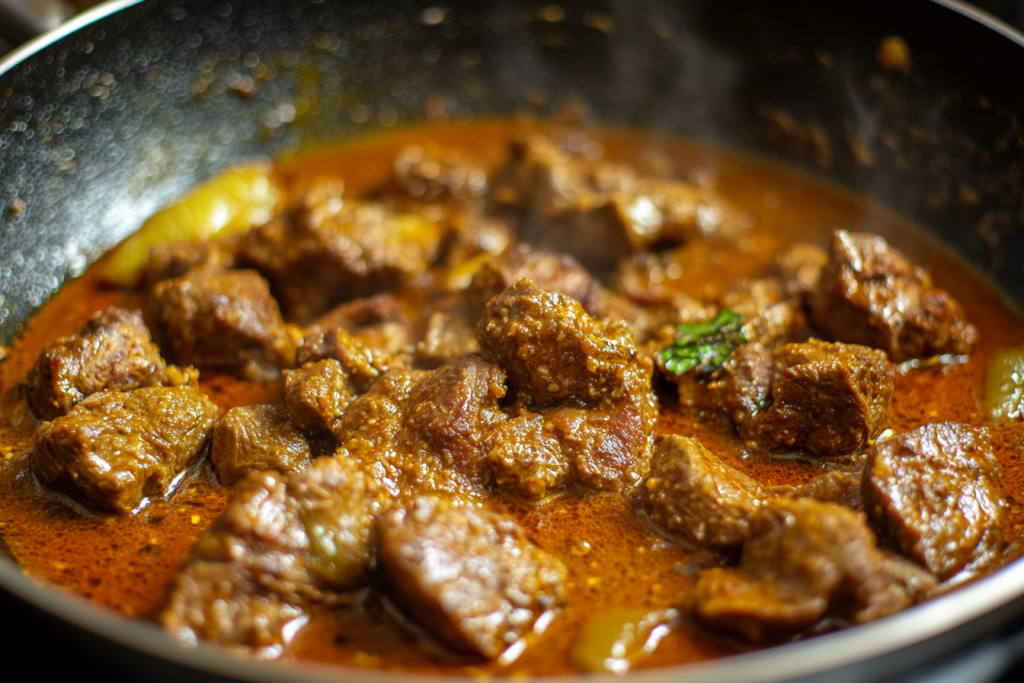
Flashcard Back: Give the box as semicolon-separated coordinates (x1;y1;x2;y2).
2;121;1023;675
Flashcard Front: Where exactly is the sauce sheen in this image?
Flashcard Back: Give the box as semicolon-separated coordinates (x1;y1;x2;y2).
2;121;1023;675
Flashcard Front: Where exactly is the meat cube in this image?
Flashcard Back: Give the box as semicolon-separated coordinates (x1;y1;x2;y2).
396;354;507;487
316;293;403;330
686;345;774;418
283;360;353;434
719;279;808;350
468;245;605;317
143;239;236;287
471;245;642;329
31;387;218;514
678;337;892;459
784;469;864;510
238;188;442;323
24;306;197;421
147;269;294;382
487;412;570;499
336;369;429;452
808;231;978;361
742;301;807;352
776;242;827;296
337;359;506;500
719;278;787;315
492;136;727;278
315;294;412;358
297;325;394;394
159;560;307;656
211;405;312;485
738;340;894;458
863;423;1006;581
477;280;658;489
645;435;767;549
543;397;658;490
376;496;567;659
612;250;717;315
440;214;514;272
385;144;489;206
415;311;480;369
687;498;916;641
161;457;384;654
478;280;643;406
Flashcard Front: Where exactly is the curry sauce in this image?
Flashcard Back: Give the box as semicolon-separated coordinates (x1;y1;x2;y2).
2;121;1024;675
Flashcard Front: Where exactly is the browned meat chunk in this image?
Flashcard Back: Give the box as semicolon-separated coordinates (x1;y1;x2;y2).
707;345;774;417
442;215;515;273
646;435;767;549
415;311;480;369
339;357;507;498
31;387;218;514
719;278;787;316
785;469;864;510
297;325;394;394
162;457;384;654
687;498;917;642
487;411;569;500
376;496;567;658
396;354;507;487
147;269;294;381
283;360;353;434
143;239;236;287
541;400;656;490
776;242;827;296
663;282;805;416
492;136;727;278
316;293;403;330
385;144;489;207
159;560;306;656
314;294;412;359
477;280;658;490
238;184;442;323
712;340;892;458
808;231;978;361
478;280;642;406
336;368;429;454
645;437;866;552
719;279;808;351
24;306;197;421
467;245;637;325
470;246;599;314
611;250;718;319
211;405;312;485
863;423;1006;581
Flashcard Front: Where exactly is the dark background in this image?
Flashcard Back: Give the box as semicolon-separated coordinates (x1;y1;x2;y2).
3;0;1024;65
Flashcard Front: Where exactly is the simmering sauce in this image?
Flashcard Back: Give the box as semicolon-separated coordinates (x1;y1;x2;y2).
2;121;1023;675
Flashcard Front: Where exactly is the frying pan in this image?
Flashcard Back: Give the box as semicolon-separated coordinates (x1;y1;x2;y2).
2;1;1024;681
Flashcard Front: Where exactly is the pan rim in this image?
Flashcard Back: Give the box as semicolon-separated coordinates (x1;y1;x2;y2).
0;0;145;77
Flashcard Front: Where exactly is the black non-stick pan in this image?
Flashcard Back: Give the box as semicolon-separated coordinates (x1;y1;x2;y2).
2;1;1024;681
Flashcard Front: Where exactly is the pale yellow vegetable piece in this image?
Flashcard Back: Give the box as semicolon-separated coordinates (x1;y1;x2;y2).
984;347;1024;424
570;608;675;674
100;165;278;286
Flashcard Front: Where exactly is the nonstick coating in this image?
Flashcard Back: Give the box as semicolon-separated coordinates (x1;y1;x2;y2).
2;1;1024;681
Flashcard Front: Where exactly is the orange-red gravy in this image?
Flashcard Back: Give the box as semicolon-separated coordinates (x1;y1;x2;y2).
1;121;1023;675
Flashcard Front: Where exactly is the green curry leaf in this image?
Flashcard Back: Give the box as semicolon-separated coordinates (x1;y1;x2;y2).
659;309;747;376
